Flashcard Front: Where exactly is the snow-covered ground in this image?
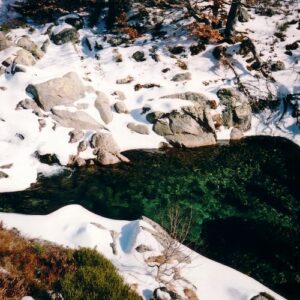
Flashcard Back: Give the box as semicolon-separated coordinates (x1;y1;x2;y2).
0;2;299;192
0;204;286;300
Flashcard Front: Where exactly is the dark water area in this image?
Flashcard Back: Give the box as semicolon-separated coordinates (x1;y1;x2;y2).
0;136;299;299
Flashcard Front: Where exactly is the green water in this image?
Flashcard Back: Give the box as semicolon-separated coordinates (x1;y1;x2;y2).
0;136;299;299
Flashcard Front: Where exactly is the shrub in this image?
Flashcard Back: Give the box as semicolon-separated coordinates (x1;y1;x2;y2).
58;248;141;300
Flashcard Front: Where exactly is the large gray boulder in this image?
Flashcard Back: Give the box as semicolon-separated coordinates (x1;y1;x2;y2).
217;88;252;131
153;108;216;148
171;72;191;82
95;91;113;124
17;36;44;59
26;72;85;111
161;92;209;105
0;32;12;51
51;109;103;130
14;49;36;66
51;27;79;45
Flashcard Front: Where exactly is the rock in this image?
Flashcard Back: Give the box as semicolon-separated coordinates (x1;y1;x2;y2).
212;45;227;60
230;128;244;140
271;60;285;72
69;129;84;143
74;157;86;167
112;91;126;101
108;37;125;47
0;32;12;51
38;118;46;131
250;292;276;300
114;101;128;114
90;132;120;153
41;39;50;52
51;109;103;130
135;244;153;253
285;41;299;51
166;133;216;148
26;72;85;111
161;92;210;105
176;59;188;70
162;68;170;73
171;72;191;82
217;88;252;131
113;49;123;62
169;45;185;55
14;49;36;66
146;111;165;124
238;7;250;22
0;163;13;169
95;149;121;165
116;75;134;84
15;98;44;117
132;51;146;62
94;91;113;124
151;287;181;300
51;27;79;45
17;36;44;59
78;140;88;152
169;112;203;136
0;171;8;179
153;119;173;136
127;122;150;135
2;57;12;67
62;14;84;30
190;43;206;55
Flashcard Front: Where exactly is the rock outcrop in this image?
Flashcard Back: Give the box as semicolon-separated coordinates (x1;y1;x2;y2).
217;88;252;131
26;72;85;111
151;103;216;148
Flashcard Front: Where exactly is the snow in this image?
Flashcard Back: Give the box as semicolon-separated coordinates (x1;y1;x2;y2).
0;204;286;300
0;4;299;191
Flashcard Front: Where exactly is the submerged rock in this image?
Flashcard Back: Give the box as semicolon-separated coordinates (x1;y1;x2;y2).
26;72;85;111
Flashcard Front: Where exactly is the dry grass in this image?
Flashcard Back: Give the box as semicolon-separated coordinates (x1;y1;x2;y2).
0;222;75;299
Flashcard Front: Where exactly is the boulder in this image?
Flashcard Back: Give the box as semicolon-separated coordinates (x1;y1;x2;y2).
127;122;150;135
153;119;173;136
94;91;113;124
78;140;88;152
169;112;203;136
69;129;84;143
169;45;185;55
15;99;44;117
0;32;12;51
114;101;128;114
146;111;165;124
230;128;244;140
14;49;36;66
132;51;146;62
94;149;121;165
26;72;85;111
171;72;191;82
217;88;252;131
90;132;120;153
51;27;79;45
161;92;210;105
135;245;153;253
238;7;250;22
166;132;216;148
51;109;103;130
17;36;44;59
